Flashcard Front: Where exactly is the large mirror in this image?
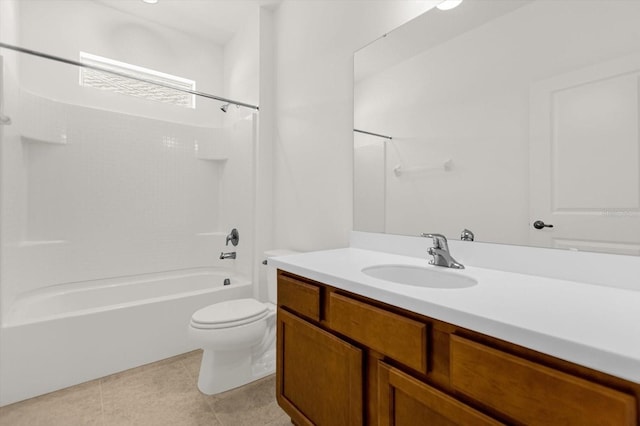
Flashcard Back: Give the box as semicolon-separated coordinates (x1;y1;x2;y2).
354;0;640;256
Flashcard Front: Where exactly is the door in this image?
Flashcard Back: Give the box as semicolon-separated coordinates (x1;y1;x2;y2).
529;53;640;255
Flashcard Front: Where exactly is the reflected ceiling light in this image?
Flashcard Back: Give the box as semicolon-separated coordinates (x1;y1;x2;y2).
142;0;158;4
436;0;463;11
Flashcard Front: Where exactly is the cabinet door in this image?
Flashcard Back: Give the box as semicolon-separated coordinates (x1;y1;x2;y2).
378;362;502;426
277;308;363;426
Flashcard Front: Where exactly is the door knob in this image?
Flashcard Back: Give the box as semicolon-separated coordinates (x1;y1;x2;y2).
533;220;554;230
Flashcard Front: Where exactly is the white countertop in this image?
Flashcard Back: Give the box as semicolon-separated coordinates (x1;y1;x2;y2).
269;247;640;384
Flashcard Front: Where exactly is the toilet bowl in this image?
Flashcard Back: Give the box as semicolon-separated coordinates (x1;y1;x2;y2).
188;249;298;395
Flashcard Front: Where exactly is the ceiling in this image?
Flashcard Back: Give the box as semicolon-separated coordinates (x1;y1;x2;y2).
95;0;281;46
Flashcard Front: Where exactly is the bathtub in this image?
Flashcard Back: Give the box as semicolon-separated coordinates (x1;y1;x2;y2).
0;268;252;406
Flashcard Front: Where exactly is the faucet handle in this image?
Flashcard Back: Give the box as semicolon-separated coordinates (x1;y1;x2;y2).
421;233;448;249
421;233;446;239
226;228;239;246
460;228;474;241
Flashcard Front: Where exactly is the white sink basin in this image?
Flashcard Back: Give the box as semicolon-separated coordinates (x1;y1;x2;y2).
362;264;478;289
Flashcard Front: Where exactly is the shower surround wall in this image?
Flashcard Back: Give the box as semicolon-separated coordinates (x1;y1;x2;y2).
0;0;235;316
0;0;259;404
4;91;232;310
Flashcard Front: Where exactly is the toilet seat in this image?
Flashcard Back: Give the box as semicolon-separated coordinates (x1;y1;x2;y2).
190;298;269;330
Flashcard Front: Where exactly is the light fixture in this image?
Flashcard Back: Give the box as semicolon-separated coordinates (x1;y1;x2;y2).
436;0;463;11
142;0;158;4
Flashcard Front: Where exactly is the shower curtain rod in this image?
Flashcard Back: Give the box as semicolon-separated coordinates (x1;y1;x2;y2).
353;128;392;140
0;42;259;111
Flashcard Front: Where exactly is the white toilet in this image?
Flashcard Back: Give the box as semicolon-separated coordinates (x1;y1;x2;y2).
188;249;297;395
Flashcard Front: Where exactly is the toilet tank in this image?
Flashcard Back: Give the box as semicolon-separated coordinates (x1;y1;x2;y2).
264;249;299;304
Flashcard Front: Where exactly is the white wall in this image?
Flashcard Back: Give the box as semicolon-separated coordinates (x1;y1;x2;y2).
224;7;260;108
220;7;261;283
255;7;276;299
221;6;277;300
272;1;438;252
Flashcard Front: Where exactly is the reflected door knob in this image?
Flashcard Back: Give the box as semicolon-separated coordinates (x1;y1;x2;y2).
533;220;554;230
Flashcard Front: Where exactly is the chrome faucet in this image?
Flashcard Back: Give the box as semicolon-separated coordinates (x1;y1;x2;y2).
421;233;464;269
220;252;236;260
460;228;474;242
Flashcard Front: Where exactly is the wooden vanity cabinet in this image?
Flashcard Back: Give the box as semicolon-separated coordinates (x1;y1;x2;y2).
276;271;640;426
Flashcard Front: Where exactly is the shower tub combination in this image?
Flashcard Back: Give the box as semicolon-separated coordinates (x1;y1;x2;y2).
0;268;251;406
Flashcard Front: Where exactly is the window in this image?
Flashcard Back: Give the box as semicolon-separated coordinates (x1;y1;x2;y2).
79;52;196;108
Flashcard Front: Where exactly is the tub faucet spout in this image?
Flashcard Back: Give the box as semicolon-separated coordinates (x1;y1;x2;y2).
220;252;236;260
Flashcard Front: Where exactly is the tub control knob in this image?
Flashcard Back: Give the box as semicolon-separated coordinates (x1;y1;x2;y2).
226;228;239;246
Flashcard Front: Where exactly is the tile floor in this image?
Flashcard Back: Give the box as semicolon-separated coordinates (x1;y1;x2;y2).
0;350;291;426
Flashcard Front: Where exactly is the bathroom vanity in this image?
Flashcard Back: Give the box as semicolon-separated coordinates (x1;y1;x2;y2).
271;235;640;425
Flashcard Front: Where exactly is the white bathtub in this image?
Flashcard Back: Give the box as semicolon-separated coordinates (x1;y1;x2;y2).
0;268;252;406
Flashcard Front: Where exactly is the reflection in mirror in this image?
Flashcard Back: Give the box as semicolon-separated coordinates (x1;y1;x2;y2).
354;0;640;256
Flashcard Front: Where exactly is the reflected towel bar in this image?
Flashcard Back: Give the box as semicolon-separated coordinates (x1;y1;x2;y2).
393;159;453;176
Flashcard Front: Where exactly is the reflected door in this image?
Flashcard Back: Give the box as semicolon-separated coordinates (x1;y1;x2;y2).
529;54;640;255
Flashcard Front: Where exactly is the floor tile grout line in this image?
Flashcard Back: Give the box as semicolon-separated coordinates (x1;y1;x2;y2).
178;357;225;425
179;357;196;383
212;406;225;426
98;379;106;426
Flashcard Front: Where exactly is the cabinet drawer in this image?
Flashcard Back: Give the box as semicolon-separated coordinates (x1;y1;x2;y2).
378;361;502;426
328;292;427;372
277;273;321;321
450;335;637;425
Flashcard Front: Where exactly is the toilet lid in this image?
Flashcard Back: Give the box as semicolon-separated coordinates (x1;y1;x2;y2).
191;299;269;329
